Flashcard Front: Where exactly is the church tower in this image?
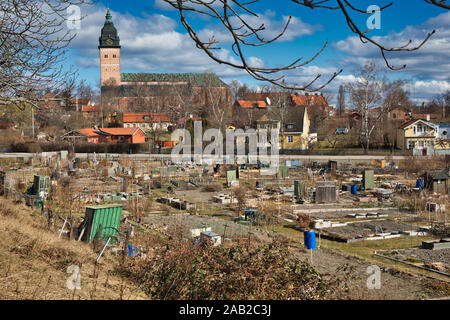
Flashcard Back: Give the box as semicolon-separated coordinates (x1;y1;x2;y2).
99;9;121;86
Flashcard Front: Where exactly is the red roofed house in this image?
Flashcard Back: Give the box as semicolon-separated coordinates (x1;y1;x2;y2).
121;112;172;131
40;93;63;110
387;106;411;121
96;127;146;144
234;100;268;109
290;93;333;116
411;113;442;121
82;105;101;121
62;128;100;143
62;127;146;144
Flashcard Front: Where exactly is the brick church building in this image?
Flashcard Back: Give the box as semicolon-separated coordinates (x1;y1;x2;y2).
98;9;231;123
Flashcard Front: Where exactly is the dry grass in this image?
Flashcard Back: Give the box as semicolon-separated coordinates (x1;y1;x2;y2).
0;198;147;300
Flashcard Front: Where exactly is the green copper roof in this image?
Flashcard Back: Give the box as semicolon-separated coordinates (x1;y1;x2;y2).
106;8;112;22
99;9;120;48
120;73;228;87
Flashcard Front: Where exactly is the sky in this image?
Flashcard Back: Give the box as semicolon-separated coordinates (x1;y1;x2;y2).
66;0;450;105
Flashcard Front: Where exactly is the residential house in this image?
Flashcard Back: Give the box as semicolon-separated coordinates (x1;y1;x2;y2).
411;113;442;121
387;106;411;121
62;127;146;144
96;128;146;144
70;98;91;111
290;93;333;118
82;105;100;121
436;122;450;140
434;122;450;151
397;119;439;155
62;128;100;144
256;106;313;150
121;112;172;131
232;99;270;129
40;93;63;110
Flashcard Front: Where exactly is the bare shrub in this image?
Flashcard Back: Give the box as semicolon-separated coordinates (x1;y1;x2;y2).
201;183;223;192
119;240;356;300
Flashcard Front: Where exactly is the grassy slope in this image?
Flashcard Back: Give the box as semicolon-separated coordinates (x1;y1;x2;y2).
0;198;147;300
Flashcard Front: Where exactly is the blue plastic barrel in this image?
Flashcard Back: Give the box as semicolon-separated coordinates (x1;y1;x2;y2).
304;231;316;250
351;185;358;195
128;244;138;257
415;179;423;189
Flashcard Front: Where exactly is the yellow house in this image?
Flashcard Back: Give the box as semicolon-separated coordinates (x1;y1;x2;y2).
257;106;312;150
397;119;438;154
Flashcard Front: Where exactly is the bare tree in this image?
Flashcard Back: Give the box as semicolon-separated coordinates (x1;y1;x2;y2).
430;91;450;118
201;74;232;133
346;62;383;154
163;0;442;91
347;62;409;153
0;0;91;109
337;85;346;117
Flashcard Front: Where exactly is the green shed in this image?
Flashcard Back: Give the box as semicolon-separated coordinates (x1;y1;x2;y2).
294;180;303;202
226;170;237;186
81;204;123;244
278;166;289;179
363;170;374;190
422;171;450;194
32;175;50;195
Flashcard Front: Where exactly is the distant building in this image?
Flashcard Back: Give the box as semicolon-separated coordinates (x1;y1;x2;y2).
40;93;63;110
62;127;146;144
387;106;411;121
121;112;172;131
81;105;100;121
256;106;313;150
411;113;442;121
397;119;440;155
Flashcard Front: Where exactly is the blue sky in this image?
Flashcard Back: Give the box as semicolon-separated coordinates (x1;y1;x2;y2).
67;0;450;104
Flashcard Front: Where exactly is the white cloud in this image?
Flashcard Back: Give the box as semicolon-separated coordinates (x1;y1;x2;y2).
333;11;450;82
68;4;267;80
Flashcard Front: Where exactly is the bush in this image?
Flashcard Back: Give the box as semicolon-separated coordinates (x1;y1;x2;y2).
201;183;223;192
120;242;346;300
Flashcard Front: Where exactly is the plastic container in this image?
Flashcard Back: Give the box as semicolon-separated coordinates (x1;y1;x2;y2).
351;185;358;195
304;231;316;250
415;179;423;189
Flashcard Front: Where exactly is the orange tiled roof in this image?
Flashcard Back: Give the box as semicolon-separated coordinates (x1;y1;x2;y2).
98;128;143;136
122;112;170;123
411;113;441;120
78;128;100;137
291;94;327;106
82;105;100;112
237;100;267;109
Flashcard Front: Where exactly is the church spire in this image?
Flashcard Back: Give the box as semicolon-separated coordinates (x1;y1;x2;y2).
106;8;112;23
99;8;120;48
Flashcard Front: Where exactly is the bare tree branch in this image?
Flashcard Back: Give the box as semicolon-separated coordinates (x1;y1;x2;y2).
163;0;444;91
0;0;92;109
